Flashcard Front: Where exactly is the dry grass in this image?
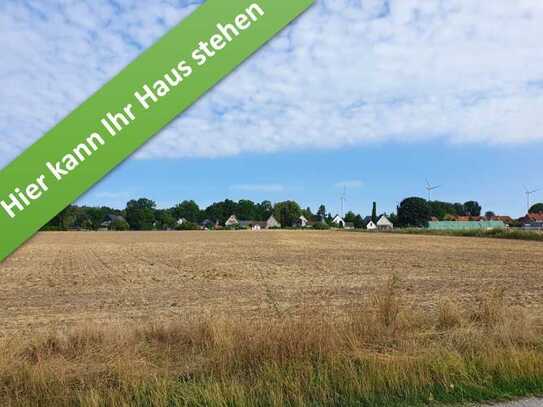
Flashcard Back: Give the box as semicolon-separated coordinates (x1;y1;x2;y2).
1;276;543;406
1;231;543;405
1;231;543;334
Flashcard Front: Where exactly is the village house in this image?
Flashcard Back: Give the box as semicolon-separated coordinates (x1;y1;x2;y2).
227;214;281;230
99;214;127;231
295;215;310;228
363;216;377;230
176;217;188;225
200;219;216;229
332;215;345;228
519;213;543;229
266;215;281;229
377;215;394;231
225;214;239;227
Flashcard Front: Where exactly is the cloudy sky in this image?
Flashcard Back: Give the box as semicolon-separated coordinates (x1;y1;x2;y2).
1;0;542;216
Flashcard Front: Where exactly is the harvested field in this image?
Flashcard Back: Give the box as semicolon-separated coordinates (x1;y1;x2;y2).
1;230;542;334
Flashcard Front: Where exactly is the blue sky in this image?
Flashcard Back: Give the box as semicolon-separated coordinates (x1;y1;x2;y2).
1;0;542;216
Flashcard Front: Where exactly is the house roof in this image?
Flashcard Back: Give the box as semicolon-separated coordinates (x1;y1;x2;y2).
522;213;543;222
488;215;514;224
377;215;393;226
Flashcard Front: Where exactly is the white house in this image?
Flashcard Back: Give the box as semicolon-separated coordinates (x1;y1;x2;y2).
225;214;239;227
176;217;188;225
297;215;309;228
366;221;377;230
332;215;346;227
266;215;281;229
377;215;394;230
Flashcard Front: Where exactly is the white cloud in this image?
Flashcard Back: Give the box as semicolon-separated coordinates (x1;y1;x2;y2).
229;184;285;193
335;180;364;189
1;0;543;168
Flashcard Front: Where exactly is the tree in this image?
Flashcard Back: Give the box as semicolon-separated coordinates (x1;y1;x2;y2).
371;202;377;223
397;197;431;227
463;201;482;217
155;209;177;230
237;199;257;220
353;214;364;229
317;204;326;220
485;211;496;218
111;218;130;231
428;201;462;220
256;201;273;220
529;203;543;214
126;198;156;230
173;200;201;223
302;207;313;220
344;211;357;223
273;201;302;227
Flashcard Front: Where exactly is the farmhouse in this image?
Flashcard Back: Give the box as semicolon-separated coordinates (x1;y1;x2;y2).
519;212;543;225
332;215;345;228
200;219;216;229
99;214;126;231
296;215;310;228
225;214;239;227
362;216;377;230
377;215;394;231
266;215;281;229
523;221;543;230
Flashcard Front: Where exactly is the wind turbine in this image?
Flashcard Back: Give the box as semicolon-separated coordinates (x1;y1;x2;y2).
425;179;441;201
340;186;347;218
523;185;541;213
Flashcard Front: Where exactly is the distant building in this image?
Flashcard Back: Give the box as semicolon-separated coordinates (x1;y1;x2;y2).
225;214;239;227
519;213;543;226
266;215;281;229
344;222;355;230
237;215;281;230
523;221;543;230
377;215;394;230
296;215;310;228
239;220;267;230
332;215;346;228
366;220;377;230
428;220;506;230
100;214;126;230
362;216;377;230
176;217;188;225
200;219;216;229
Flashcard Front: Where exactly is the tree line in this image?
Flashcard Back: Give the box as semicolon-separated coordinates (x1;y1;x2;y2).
42;196;542;231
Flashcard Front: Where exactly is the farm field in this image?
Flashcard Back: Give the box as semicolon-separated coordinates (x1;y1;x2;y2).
1;230;542;333
2;231;543;406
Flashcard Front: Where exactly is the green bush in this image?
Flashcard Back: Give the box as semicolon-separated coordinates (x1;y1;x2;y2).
313;222;331;230
175;222;200;231
110;219;130;231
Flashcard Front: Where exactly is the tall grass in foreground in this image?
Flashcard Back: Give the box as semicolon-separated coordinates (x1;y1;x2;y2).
1;278;543;406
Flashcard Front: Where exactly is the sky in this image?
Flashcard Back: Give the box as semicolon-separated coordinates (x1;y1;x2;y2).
1;0;542;217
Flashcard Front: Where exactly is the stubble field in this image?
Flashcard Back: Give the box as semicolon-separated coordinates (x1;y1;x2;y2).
2;230;543;406
1;230;542;334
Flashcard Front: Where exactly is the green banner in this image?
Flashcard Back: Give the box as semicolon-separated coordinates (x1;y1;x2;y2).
0;0;314;261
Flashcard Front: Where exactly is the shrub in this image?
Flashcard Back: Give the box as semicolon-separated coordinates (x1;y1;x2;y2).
312;222;330;230
110;219;130;231
175;222;200;231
